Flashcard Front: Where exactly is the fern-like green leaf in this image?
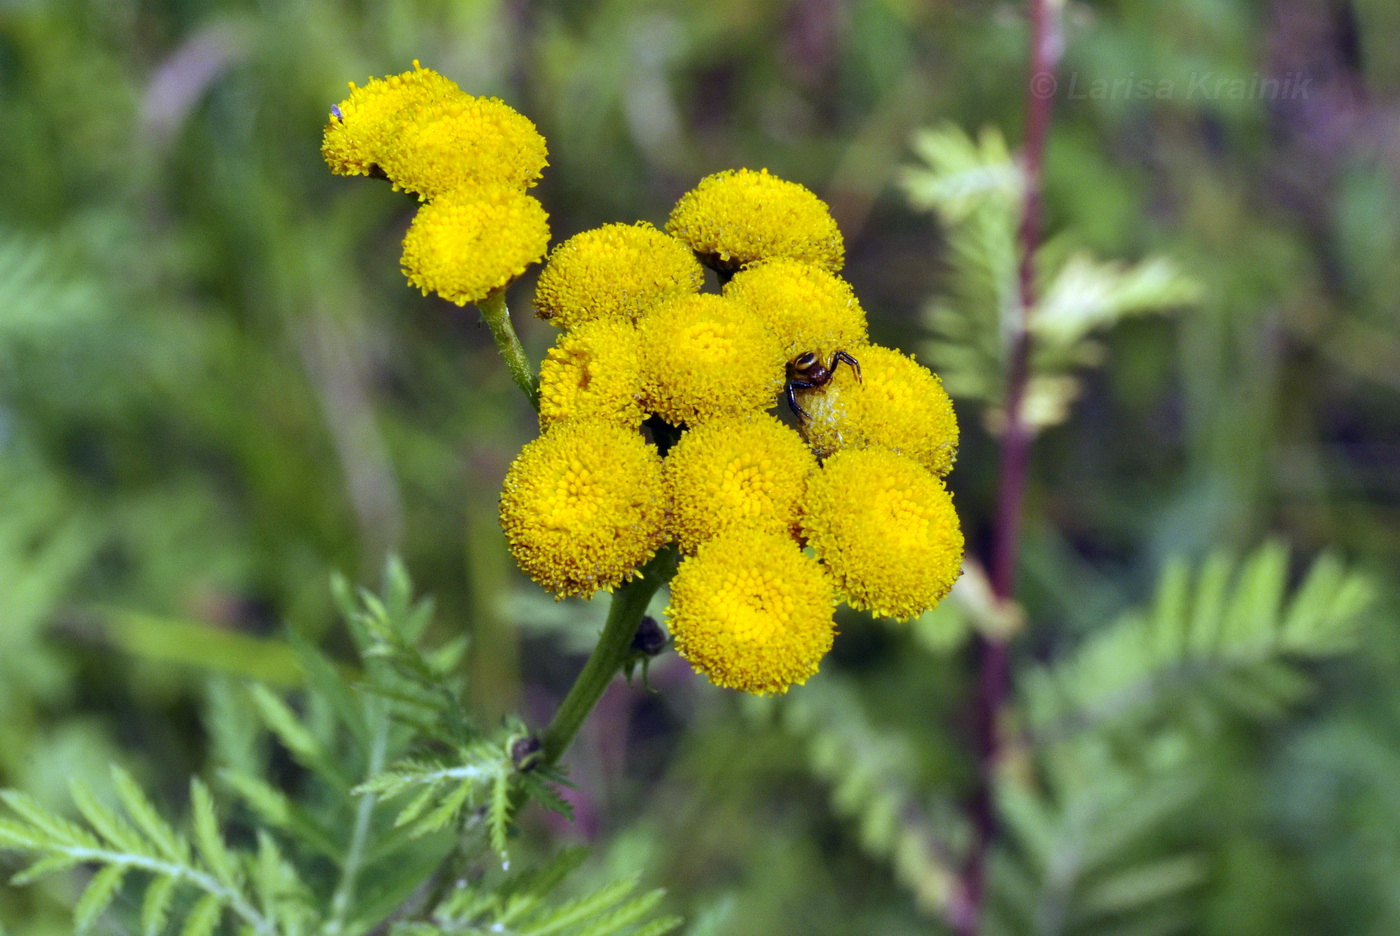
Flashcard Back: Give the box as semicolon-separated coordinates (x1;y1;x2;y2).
758;678;962;919
1023;544;1374;744
112;766;186;863
141;873;178;936
181;893;224;936
413;849;679;936
902;122;1197;431
74;864;127;932
190;779;238;887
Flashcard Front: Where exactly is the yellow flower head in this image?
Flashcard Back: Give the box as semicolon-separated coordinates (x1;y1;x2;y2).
534;222;704;330
802;448;963;620
538;318;644;430
637;294;786;426
666;527;836;695
499;419;667;598
378;94;548;201
667;168;845;274
322;62;463;178
401;186;550;306
799;344;959;476
663;413;817;552
723;258;868;360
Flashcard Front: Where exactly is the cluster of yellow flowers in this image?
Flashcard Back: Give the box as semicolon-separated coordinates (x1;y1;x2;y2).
510;171;964;695
325;66;963;697
322;62;551;305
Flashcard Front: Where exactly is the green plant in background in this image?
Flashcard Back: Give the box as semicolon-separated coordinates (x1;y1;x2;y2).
2;59;971;933
0;562;675;936
1;1;1399;935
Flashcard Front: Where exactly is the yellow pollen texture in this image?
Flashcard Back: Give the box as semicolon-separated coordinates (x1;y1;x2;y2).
400;186;550;306
666;527;836;695
800;344;959;476
534;222;704;330
499;419;667;598
538;318;644;430
322;62;463;178
663;413;816;552
666;168;845;273
379;94;548;201
723;258;868;360
637;294;785;426
801;447;963;620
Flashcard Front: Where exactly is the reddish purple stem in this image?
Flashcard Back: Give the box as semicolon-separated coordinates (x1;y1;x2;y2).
954;2;1061;934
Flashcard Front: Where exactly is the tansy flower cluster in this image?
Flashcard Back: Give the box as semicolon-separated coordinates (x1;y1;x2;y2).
324;70;962;696
505;168;964;695
322;62;550;305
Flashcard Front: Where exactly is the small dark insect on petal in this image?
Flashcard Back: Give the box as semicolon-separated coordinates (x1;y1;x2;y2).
330;104;343;122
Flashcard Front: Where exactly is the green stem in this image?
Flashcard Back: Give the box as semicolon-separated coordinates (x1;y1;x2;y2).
540;547;677;765
476;290;539;409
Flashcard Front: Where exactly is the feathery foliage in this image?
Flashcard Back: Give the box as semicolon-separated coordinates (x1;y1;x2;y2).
0;565;666;935
394;847;681;936
902;124;1200;431
1022;543;1375;745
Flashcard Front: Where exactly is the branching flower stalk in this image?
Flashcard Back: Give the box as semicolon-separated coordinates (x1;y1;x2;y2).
539;547;678;764
957;1;1064;933
476;290;540;407
323;57;964;868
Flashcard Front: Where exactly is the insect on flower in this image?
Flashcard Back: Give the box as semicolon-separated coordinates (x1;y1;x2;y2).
784;349;861;420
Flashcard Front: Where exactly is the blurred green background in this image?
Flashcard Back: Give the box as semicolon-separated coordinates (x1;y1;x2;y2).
2;0;1399;933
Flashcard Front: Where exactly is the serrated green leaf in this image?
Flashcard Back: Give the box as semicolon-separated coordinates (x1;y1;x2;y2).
112;766;184;862
629;916;684;936
573;888;664;936
74;864;126;933
522;878;637;936
11;852;84;885
190;779;237;887
0;790;97;848
69;779;143;854
180;893;224;936
220;770;339;859
488;770;512;859
248;685;351;790
415;776;475;837
141;874;178;936
0;817;43;850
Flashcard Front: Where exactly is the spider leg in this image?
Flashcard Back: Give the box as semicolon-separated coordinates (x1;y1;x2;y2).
831;350;862;383
786;382;812;420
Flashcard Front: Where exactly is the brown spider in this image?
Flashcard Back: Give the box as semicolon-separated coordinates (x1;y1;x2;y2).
785;349;861;420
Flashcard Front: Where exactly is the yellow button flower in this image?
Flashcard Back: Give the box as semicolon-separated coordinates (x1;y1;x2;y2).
723;258;868;360
322;62;463;178
534;222;704;330
663;413;816;552
802;448;962;620
666;527;836;695
667;168;845;274
401;186;550;306
378;94;548;201
637;294;786;426
499;419;667;599
538;319;644;431
798;344;959;476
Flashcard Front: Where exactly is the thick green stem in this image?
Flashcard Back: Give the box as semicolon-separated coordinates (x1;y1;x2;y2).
476;291;539;408
540;548;677;765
